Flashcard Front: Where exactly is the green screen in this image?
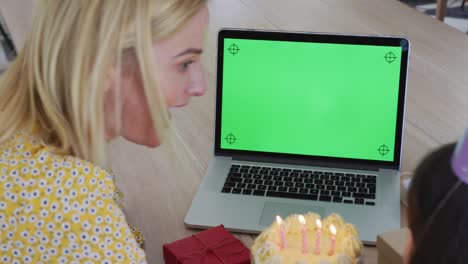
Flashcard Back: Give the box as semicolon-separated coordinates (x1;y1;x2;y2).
221;38;402;162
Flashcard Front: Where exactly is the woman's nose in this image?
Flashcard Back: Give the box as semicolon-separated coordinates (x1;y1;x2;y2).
188;63;207;96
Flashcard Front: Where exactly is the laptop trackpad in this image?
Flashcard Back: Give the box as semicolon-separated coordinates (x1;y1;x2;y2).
259;201;326;226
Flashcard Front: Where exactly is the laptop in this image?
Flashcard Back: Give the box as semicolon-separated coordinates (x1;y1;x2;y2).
185;29;410;244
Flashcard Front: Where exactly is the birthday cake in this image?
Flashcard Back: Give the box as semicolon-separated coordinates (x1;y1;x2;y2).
251;213;363;264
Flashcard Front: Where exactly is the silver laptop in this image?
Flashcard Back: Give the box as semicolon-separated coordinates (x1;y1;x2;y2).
185;29;410;244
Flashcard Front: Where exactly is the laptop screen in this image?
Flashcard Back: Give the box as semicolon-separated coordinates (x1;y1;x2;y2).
217;31;408;165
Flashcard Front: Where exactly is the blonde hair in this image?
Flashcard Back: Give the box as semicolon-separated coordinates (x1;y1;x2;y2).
0;0;207;167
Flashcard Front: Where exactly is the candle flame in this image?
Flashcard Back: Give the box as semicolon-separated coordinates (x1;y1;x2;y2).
276;215;282;225
316;219;322;229
298;215;306;225
330;224;337;235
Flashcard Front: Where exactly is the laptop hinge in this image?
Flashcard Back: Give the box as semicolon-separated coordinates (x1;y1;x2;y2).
230;155;384;172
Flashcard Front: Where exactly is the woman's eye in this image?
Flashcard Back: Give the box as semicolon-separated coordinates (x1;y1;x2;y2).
179;60;194;72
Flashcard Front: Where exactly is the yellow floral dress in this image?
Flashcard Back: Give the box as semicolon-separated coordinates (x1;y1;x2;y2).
0;130;147;263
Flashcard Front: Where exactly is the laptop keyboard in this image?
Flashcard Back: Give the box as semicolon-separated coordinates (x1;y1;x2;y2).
221;164;377;206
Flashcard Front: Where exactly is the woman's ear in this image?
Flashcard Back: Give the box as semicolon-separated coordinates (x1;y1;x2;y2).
105;67;118;94
403;228;414;264
103;67;119;140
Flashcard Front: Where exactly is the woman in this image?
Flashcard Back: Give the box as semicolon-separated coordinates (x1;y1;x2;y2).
403;129;468;263
0;0;208;262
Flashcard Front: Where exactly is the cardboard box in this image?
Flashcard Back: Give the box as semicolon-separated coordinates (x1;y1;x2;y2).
377;228;409;264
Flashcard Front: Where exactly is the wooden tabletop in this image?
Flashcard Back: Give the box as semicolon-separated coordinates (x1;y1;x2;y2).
2;0;468;263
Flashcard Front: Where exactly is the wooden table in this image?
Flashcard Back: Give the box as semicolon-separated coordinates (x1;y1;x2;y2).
2;0;468;263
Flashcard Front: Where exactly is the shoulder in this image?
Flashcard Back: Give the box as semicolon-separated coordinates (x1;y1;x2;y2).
0;130;116;231
1;130;115;197
0;132;147;263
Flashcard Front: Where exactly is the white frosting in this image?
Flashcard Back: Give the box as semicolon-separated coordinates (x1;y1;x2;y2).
252;213;363;264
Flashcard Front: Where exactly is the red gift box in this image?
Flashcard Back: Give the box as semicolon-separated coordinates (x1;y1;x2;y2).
163;225;251;264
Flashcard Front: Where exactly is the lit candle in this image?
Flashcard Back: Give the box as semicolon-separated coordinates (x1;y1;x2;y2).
314;218;322;255
328;224;337;256
298;215;307;254
276;215;287;250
